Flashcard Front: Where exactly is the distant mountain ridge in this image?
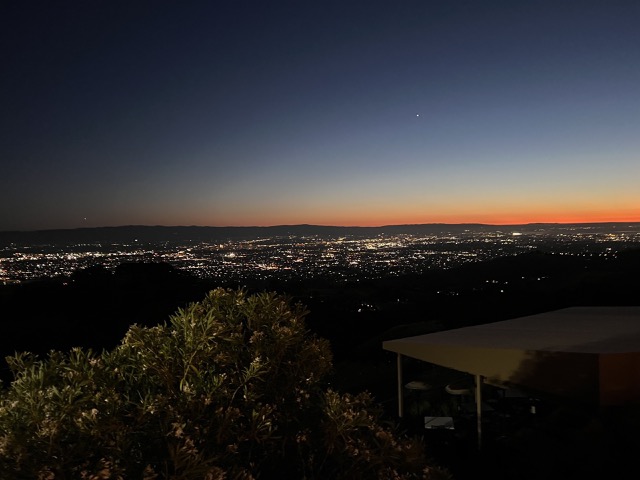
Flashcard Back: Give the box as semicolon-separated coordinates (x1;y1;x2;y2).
1;222;639;246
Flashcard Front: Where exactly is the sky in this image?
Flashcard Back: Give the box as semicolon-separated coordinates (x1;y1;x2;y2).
1;0;639;231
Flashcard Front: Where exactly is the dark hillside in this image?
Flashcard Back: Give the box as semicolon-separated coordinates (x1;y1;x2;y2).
0;263;219;382
295;249;640;364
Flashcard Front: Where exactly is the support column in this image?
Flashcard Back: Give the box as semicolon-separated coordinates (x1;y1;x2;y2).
475;374;483;451
397;353;404;418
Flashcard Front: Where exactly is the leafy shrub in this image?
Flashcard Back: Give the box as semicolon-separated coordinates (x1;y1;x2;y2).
0;288;449;479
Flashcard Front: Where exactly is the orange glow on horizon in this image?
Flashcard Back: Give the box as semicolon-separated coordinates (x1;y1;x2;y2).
189;209;640;228
325;214;640;228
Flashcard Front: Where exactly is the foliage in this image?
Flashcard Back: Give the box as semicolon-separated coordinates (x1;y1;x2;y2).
0;288;449;479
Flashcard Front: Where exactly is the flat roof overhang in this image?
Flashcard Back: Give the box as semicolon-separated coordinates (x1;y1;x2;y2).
383;307;640;405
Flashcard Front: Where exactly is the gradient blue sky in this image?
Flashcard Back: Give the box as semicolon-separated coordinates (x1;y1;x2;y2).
2;0;639;231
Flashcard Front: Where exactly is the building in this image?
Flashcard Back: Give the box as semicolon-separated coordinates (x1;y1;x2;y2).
383;307;640;446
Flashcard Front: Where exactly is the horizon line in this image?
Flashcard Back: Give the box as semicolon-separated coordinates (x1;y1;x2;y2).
3;220;640;234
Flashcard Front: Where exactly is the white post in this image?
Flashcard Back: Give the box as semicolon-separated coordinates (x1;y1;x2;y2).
397;353;404;418
475;374;482;450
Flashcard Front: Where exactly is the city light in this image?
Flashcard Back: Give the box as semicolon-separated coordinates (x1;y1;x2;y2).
1;225;639;285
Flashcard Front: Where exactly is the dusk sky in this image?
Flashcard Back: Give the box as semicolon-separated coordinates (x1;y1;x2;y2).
2;0;639;231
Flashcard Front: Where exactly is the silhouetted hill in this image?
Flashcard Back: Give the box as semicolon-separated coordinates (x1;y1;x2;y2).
2;222;639;246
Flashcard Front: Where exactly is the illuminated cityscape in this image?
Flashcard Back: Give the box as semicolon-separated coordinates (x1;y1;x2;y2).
2;224;639;285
